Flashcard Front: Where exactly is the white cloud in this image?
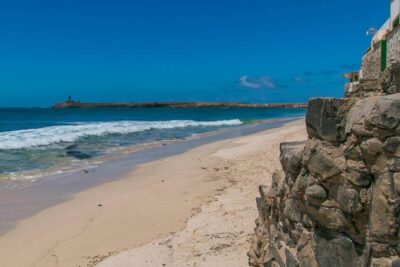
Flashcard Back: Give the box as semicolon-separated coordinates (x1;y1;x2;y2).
293;76;308;84
239;75;277;89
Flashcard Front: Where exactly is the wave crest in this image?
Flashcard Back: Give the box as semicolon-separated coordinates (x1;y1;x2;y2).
0;120;242;149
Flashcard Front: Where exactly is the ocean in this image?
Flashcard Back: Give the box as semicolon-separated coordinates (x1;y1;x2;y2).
0;107;305;182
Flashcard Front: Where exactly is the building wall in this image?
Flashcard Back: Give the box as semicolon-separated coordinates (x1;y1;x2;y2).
388;26;400;64
391;0;400;25
361;43;382;80
361;23;400;80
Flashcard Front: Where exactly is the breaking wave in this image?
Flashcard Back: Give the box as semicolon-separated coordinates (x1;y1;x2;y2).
0;120;242;149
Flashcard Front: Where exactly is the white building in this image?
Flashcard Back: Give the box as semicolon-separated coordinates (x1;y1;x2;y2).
372;0;399;44
345;0;400;95
391;0;400;27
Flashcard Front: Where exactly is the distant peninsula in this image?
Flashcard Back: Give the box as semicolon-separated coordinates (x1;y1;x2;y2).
52;97;307;109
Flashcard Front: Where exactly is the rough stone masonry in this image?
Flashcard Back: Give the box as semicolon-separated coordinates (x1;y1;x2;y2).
247;64;400;267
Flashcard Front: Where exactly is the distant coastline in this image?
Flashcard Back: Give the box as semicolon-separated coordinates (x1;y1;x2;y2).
52;100;307;109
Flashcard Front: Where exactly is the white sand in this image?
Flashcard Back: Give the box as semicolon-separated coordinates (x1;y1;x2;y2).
0;120;306;267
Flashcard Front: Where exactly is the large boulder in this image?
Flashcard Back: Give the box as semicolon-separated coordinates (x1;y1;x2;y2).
366;93;400;131
305;98;349;144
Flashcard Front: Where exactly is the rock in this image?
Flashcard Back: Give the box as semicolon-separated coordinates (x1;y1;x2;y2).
345;145;365;162
360;189;369;204
285;248;299;267
336;186;363;214
393;259;400;267
249;62;400;266
369;173;398;243
305;185;327;205
352;123;375;137
383;137;400;156
264;260;280;267
259;185;269;200
65;144;78;150
283;199;302;223
297;235;319;267
292;171;310;199
280;141;306;178
346;160;373;187
272;170;284;188
370;257;400;267
303;141;345;181
366;93;400;130
382;63;400;95
66;150;91;160
370;242;400;258
389;159;400;172
394;173;400;193
363;138;384;154
305;98;348;144
360;138;384;168
272;171;287;198
307;206;347;232
345;96;378;135
314;232;362;267
256;197;268;222
371;154;394;175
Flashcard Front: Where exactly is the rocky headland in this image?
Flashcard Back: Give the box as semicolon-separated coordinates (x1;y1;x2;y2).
247;63;400;266
52;101;307;109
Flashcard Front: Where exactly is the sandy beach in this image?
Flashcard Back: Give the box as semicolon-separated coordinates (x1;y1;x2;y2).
0;120;306;267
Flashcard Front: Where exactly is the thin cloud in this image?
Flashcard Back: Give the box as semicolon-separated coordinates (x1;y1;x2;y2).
239;75;277;89
292;76;309;84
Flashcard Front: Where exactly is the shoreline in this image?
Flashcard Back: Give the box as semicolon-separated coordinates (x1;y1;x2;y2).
0;117;300;234
0;117;294;186
99;119;307;267
0;118;306;267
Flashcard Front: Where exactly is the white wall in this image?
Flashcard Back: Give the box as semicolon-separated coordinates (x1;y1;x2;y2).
379;18;391;32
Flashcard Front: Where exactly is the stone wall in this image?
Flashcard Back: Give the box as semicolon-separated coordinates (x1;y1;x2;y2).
248;66;400;267
361;26;400;82
345;63;400;98
388;26;400;65
361;43;383;80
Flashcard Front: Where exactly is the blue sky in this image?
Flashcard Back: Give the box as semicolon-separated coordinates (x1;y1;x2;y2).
0;0;388;107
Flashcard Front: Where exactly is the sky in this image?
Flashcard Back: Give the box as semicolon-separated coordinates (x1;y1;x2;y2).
0;0;389;107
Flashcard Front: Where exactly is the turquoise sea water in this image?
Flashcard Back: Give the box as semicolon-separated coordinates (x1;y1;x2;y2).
0;107;305;180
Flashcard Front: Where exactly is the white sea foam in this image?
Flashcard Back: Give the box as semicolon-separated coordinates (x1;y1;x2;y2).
0;120;242;149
